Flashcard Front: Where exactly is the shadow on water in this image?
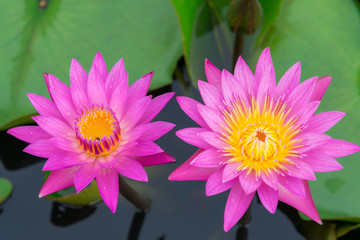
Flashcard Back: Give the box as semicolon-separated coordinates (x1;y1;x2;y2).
51;202;97;227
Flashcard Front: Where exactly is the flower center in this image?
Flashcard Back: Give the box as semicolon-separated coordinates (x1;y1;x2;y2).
75;107;120;156
221;97;302;176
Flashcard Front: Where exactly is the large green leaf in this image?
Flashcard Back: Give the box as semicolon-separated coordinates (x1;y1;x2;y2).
251;0;360;221
0;0;182;129
171;0;233;86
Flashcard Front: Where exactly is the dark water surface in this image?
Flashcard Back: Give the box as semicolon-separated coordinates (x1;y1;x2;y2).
0;77;351;240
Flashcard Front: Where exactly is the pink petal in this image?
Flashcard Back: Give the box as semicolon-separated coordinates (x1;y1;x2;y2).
257;184;278;213
110;81;128;121
49;137;81;153
234;56;256;94
306;111;346;133
224;182;254;232
87;65;107;106
121;140;163;156
222;162;241;182
105;58;127;99
316;138;360;158
115;142;138;155
295;132;331;153
23;139;62;158
27;93;62;119
48;74;78;126
302;151;343;172
294;101;320;126
285;161;316;180
113;156;148;182
138;121;175;141
42;153;68;171
43;73;53;100
74;161;100;193
138;92;175;124
8;126;50;143
120;96;151;131
97;154;118;168
205;59;222;89
221;70;249;106
197;104;226;133
63;153;94;167
177;96;208;128
32;116;74;138
198;80;223;111
126;72;153;106
70;58;89;111
274;62;301;99
206;167;236;196
260;171;278;190
96;168;119;213
310;76;332;101
256;64;275;108
278;175;305;199
168;150;219;181
91;52;108;82
255;47;276;89
176;128;212;149
278;180;322;224
120;124;145;144
135;152;176;167
39;167;76;197
199;131;228;149
286;76;317;115
239;171;262;195
190;148;222;168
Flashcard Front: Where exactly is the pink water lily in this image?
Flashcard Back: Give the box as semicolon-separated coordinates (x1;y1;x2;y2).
8;52;175;213
169;48;360;232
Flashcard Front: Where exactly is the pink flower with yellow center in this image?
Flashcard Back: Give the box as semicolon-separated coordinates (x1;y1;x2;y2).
169;48;360;232
8;52;175;213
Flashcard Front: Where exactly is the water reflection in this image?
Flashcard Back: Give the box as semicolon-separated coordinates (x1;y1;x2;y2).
236;226;248;240
50;202;96;227
127;212;146;240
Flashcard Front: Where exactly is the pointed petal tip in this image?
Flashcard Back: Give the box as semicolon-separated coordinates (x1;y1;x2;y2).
223;224;231;232
95;51;103;57
110;206;117;214
7;128;16;136
42;72;49;79
168;171;176;181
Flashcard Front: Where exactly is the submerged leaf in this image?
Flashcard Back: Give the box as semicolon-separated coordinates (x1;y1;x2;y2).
46;181;101;206
0;178;13;204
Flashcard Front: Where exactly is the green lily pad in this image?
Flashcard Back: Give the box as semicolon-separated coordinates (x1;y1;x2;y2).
0;0;182;130
0;178;13;204
46;180;101;206
251;0;360;221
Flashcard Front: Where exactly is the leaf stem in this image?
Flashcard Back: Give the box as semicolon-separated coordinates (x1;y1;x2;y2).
118;176;150;212
232;33;244;71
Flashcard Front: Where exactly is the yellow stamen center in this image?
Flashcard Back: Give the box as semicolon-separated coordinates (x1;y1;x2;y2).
75;107;120;156
221;97;302;176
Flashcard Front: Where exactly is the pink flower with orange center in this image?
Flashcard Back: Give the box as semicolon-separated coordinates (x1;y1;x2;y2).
169;48;360;231
8;52;175;212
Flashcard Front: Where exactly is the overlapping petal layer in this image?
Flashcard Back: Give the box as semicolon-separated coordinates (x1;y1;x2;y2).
169;48;360;232
8;52;175;213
